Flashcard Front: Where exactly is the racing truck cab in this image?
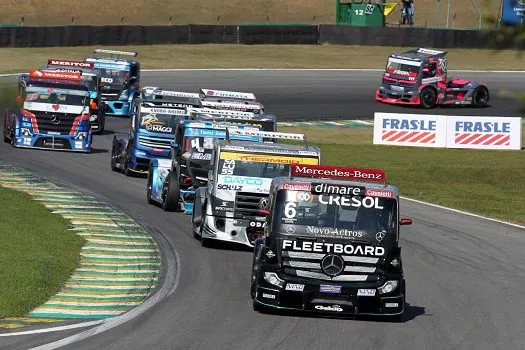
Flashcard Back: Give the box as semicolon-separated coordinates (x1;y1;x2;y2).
43;59;106;132
199;88;265;114
110;88;200;176
376;47;489;109
146;121;263;212
84;49;140;117
192;129;321;248
251;164;413;319
4;69;92;152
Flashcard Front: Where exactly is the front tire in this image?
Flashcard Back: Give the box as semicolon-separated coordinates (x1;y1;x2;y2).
473;87;489;107
110;137;119;171
420;87;437;109
162;172;181;212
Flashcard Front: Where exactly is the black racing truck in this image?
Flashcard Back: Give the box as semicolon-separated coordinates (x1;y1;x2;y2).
250;164;413;320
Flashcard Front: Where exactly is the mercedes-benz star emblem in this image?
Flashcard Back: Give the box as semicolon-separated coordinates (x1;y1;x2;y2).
50;115;60;125
320;254;344;277
286;225;295;234
376;230;386;242
258;198;269;209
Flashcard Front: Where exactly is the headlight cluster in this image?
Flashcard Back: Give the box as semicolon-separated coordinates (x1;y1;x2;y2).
21;128;33;136
264;272;284;288
378;280;398;294
75;132;88;141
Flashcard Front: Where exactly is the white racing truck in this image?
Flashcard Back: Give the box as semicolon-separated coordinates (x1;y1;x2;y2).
191;129;321;248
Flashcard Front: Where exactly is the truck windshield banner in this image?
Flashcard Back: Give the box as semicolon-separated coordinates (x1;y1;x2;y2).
219;152;319;165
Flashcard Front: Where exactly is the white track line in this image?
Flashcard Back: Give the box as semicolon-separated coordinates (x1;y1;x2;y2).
400;196;525;230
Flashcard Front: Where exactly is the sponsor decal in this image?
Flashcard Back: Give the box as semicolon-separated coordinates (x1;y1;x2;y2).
219;152;318;165
295;191;312;202
48;59;94;68
146;124;173;133
285;283;305;292
282;239;385;256
191;153;212;160
29;69;82;81
319;284;342;294
318;195;384;209
222;175;263;186
249;221;266;228
283;183;312;191
101;77;114;83
266;250;276;259
262;293;276;299
385;302;399;308
214;205;234;212
306;226;365;239
357;289;376;296
365;189;394;198
314;305;343;312
312;183;364;196
142;107;187;115
201;89;256;100
291;164;385;183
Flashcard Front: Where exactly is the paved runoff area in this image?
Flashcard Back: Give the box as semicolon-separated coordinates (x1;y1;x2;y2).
0;164;160;329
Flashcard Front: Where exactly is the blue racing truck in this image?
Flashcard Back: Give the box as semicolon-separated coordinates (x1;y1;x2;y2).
146;120;263;213
43;58;106;132
84;49;140;118
3;69;92;152
110;87;201;176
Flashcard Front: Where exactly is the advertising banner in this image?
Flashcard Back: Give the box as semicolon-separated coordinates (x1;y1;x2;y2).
373;113;522;151
500;0;525;25
373;113;447;148
446;116;522;150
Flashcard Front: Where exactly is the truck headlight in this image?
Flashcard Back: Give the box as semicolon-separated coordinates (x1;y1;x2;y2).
264;272;284;288
75;132;88;141
378;280;399;294
21;128;33;136
119;90;129;101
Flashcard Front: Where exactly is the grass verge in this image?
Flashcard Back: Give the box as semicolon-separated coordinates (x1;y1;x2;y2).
281;127;525;225
0;44;523;74
0;186;84;318
0;0;500;29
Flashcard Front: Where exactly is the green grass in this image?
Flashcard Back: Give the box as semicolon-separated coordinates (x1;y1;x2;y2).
281;127;525;225
0;0;501;30
0;44;523;74
0;187;84;318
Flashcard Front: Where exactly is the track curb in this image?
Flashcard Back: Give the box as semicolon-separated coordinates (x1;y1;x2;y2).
0;163;160;326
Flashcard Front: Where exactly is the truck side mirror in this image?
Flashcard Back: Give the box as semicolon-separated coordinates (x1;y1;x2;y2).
399;218;412;225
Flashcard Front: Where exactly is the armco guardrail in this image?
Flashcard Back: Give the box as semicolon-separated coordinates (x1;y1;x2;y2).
0;24;518;48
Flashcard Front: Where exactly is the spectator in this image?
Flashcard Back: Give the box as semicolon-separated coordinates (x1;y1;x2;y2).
400;0;414;25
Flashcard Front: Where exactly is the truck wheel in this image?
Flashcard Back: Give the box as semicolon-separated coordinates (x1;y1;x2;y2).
420;87;437;109
250;249;259;299
473;87;489;107
123;150;132;176
146;165;154;204
110;137;119;171
162;172;181;212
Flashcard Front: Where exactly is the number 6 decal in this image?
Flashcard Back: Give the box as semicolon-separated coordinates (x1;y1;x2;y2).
284;202;297;219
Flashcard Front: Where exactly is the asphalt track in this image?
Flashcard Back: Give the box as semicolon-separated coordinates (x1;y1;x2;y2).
2;70;525;350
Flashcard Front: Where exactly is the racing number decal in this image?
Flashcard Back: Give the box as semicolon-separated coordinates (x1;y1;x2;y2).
221;159;235;175
284;202;297;219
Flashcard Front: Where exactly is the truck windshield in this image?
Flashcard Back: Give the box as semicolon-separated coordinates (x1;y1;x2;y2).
217;152;318;178
139;113;178;133
24;86;89;106
81;75;97;91
94;68;128;85
271;189;397;242
386;58;421;75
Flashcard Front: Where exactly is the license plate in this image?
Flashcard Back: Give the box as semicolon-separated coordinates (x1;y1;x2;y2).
391;85;404;91
357;289;376;296
285;283;305;291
